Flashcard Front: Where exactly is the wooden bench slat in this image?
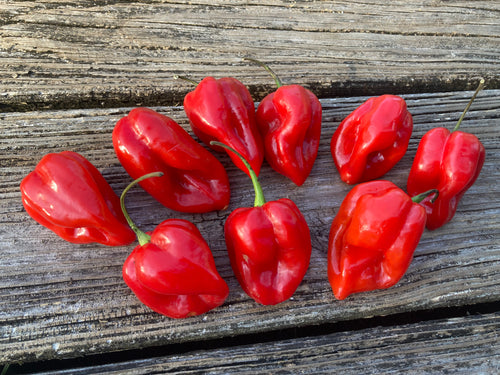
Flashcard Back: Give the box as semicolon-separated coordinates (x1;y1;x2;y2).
1;90;499;364
1;1;498;111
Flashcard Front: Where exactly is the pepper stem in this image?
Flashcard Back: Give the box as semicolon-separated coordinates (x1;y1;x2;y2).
453;78;485;132
244;58;283;88
120;172;163;246
411;189;439;204
210;141;266;207
173;75;199;85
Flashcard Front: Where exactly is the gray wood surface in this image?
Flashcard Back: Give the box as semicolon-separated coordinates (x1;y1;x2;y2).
1;0;499;371
1;1;499;111
1;90;499;365
30;312;500;374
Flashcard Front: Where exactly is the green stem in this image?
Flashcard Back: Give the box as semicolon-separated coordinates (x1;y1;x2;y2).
243;58;283;88
120;172;163;246
173;75;199;85
453;78;485;132
411;189;439;204
1;364;9;375
210;141;266;207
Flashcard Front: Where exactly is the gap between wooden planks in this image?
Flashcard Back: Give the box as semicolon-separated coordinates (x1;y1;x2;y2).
9;311;499;374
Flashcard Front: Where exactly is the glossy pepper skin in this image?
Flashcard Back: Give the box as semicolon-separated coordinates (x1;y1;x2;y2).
20;151;135;246
183;76;264;177
407;80;486;230
113;107;230;213
121;174;229;319
246;59;322;186
331;95;413;184
214;142;311;305
328;180;433;300
225;199;311;305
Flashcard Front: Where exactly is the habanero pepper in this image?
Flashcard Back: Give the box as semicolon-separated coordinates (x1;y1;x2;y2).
407;79;486;230
20;151;135;246
331;94;413;184
245;58;322;186
328;180;438;300
113;107;230;213
212;141;312;306
180;75;264;177
120;173;229;319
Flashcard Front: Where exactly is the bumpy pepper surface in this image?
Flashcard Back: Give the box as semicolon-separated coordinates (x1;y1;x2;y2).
121;173;229;319
20;151;135;246
113;107;230;213
247;59;322;186
331;95;413;184
214;142;312;305
183;76;264;177
328;180;436;300
407;80;486;230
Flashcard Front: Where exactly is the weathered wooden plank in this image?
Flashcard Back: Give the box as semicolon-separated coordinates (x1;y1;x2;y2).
1;1;499;111
1;90;499;364
19;312;499;374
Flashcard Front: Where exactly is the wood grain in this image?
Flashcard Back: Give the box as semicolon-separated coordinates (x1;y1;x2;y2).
1;1;499;111
1;90;498;364
27;313;500;374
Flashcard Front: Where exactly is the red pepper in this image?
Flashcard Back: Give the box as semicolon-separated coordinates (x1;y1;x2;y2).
328;180;437;300
407;80;486;230
181;76;264;177
246;59;322;186
213;141;311;305
330;94;413;184
20;151;135;246
121;173;229;318
113;107;230;213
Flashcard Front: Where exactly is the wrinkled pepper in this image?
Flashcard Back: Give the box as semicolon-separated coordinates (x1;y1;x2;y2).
246;58;322;186
20;151;135;246
328;180;438;300
113;107;230;213
213;141;312;305
407;79;486;230
121;173;229;318
182;76;264;177
331;94;413;184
